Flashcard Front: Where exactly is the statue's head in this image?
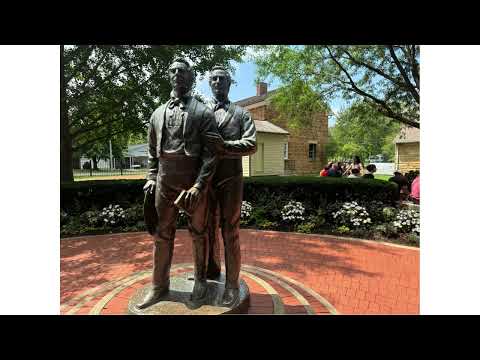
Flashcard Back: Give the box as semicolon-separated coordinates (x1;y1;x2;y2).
168;58;194;94
209;65;231;99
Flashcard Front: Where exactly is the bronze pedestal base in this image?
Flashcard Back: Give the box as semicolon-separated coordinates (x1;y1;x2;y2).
128;271;250;315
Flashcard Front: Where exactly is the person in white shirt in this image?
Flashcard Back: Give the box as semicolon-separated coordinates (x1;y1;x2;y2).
347;168;361;178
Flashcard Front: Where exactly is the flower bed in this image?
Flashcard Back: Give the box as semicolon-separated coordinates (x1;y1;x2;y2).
61;197;419;247
60;176;418;245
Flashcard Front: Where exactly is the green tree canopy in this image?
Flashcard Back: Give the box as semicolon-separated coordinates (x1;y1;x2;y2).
61;45;246;182
327;101;401;162
254;45;419;129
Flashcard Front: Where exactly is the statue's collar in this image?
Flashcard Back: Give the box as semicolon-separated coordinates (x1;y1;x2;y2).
212;97;230;110
169;90;192;109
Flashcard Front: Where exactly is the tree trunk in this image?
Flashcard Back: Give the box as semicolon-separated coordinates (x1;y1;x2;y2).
60;45;74;183
60;131;74;182
92;156;99;170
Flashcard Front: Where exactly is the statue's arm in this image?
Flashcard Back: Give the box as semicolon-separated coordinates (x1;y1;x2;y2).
223;110;257;156
193;109;219;191
146;113;158;181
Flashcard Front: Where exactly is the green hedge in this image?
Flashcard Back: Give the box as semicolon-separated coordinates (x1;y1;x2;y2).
61;176;398;215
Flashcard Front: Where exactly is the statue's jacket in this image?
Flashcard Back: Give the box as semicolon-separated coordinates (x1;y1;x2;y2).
207;100;257;167
146;97;219;191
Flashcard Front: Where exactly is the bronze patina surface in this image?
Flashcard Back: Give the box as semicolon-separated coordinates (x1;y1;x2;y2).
128;271;250;315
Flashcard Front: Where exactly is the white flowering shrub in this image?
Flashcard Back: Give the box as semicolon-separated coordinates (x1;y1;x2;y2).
281;201;305;223
100;204;126;226
241;201;253;220
332;201;372;228
393;209;420;235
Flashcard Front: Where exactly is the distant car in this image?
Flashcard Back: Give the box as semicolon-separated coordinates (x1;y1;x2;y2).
367;155;386;163
132;164;141;169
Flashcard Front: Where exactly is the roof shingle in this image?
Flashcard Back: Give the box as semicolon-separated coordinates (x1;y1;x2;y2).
234;89;279;107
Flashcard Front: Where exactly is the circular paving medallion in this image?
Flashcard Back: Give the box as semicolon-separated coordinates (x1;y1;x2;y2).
61;264;338;315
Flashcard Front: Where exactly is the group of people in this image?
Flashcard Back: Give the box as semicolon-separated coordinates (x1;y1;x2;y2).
319;156;377;179
320;156;420;204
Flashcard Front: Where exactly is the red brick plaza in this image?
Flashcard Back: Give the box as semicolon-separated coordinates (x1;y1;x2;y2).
60;230;419;315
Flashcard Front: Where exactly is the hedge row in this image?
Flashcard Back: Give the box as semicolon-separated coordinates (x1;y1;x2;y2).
61;176;398;214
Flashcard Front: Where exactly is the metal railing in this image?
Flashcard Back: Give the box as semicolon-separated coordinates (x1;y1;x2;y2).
74;159;147;179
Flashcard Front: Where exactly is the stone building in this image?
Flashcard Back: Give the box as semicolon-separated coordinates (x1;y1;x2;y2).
394;125;420;173
235;82;328;175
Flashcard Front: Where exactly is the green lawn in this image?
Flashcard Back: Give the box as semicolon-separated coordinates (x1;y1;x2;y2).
375;174;391;181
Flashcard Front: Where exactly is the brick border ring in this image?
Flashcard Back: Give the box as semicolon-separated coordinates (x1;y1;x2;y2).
61;264;338;315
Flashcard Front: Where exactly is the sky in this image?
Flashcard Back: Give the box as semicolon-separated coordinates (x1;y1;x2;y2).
195;58;348;127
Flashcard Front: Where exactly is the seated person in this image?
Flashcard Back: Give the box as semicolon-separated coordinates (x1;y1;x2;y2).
389;171;408;193
347;168;361;178
410;174;420;204
320;166;330;177
327;164;342;177
362;164;377;179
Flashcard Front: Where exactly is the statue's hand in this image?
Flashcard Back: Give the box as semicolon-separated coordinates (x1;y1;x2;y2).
205;132;224;146
143;180;156;194
185;186;201;211
205;132;225;154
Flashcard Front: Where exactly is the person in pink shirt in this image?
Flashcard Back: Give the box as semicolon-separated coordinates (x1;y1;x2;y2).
410;173;420;204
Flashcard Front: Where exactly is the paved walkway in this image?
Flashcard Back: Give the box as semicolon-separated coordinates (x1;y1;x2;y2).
60;230;419;315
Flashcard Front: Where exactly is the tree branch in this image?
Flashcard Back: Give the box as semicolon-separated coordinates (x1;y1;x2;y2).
72;127;129;152
68;71;146;129
326;46;419;129
71;115;123;138
410;45;420;90
388;46;420;103
342;48;409;91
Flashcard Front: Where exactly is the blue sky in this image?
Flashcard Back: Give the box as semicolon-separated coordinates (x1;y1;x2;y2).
195;59;347;127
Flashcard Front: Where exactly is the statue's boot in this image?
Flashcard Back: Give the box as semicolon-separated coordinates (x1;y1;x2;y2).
189;279;209;305
221;288;240;308
135;284;169;310
135;235;173;310
206;266;221;280
222;220;241;308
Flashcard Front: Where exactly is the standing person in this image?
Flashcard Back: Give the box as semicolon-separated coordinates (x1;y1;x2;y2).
136;58;219;310
410;173;420;204
344;155;364;176
203;65;257;307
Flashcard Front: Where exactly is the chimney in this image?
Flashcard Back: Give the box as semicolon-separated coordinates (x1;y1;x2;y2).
256;82;268;96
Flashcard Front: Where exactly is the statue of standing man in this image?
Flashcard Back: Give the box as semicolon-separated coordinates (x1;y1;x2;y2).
204;65;257;307
136;58;219;310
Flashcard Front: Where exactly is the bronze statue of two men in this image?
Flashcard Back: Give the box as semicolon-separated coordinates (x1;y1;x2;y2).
136;58;257;311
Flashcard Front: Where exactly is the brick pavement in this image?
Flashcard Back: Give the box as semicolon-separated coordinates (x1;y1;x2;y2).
60;230;419;315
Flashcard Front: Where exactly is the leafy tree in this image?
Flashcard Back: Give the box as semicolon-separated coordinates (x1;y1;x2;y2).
324;127;338;160
61;45;246;182
267;79;329;130
82;134;129;170
127;131;148;146
254;45;419;129
328;101;401;162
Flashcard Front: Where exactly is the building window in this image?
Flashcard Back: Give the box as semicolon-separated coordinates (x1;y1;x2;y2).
283;143;289;160
308;143;317;160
